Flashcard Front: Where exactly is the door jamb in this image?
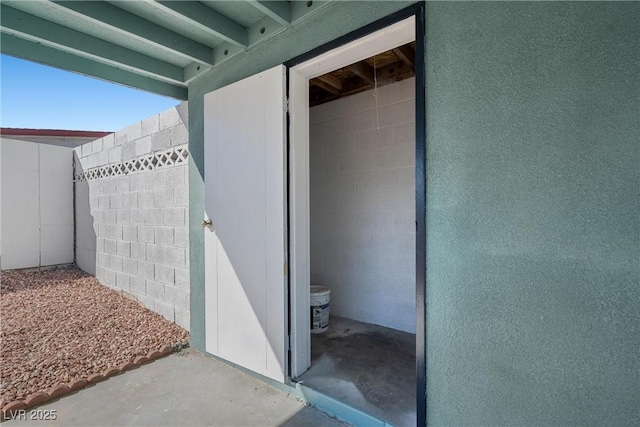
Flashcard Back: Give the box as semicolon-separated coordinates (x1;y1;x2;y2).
285;3;427;425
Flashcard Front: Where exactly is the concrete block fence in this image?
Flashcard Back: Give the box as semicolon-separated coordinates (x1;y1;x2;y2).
74;103;190;330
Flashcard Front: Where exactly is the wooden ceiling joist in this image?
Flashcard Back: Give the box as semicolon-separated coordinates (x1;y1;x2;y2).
393;45;415;69
310;78;340;95
309;42;416;107
316;74;342;91
348;61;375;85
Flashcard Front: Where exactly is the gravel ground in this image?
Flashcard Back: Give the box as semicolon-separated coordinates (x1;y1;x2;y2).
0;268;189;408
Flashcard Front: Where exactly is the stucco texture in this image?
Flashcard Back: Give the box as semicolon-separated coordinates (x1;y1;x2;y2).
424;2;639;425
187;1;639;425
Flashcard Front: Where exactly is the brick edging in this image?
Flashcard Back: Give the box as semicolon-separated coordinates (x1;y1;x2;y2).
1;344;183;419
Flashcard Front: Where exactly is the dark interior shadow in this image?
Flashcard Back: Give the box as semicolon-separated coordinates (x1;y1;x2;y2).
73;151;97;276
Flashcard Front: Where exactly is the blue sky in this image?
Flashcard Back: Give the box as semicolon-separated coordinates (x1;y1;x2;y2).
1;55;180;132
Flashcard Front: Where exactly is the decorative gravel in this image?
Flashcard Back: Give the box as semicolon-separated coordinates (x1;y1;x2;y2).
0;268;189;409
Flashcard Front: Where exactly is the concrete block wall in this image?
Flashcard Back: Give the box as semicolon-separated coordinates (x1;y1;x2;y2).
74;103;190;330
309;78;415;333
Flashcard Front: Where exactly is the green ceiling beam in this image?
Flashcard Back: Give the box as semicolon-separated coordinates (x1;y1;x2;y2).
0;5;184;84
291;0;329;22
1;33;187;100
51;1;214;65
152;1;248;48
246;1;291;26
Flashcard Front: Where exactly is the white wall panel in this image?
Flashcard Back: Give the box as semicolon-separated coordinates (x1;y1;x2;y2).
40;144;73;227
0;136;2;263
2;225;40;270
1;139;40;269
1;138;74;270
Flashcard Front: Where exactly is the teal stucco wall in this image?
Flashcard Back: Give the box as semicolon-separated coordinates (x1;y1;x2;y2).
188;1;639;425
424;2;639;425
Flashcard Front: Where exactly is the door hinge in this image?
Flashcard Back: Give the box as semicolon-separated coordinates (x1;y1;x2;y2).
286;335;291;351
285;98;290;113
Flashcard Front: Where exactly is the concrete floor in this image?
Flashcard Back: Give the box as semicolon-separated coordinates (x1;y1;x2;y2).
296;316;416;427
3;349;346;427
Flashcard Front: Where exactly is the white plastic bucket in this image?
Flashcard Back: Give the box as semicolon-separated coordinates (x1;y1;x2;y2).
310;285;330;334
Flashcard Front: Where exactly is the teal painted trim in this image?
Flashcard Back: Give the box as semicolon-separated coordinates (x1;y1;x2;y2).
0;5;184;84
247;1;292;26
1;33;187;100
291;0;329;22
155;1;248;48
208;1;333;70
188;155;205;352
187;0;416;378
184;62;211;84
52;1;214;65
246;15;287;47
414;4;427;425
296;383;392;427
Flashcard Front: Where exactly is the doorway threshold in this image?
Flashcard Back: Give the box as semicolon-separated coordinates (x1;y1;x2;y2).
294;316;416;427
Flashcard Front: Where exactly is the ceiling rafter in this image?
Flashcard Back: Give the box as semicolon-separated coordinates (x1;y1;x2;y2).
393;45;415;70
0;0;336;100
313;70;413;105
1;33;187;100
0;5;184;85
348;61;375;85
316;74;343;91
310;42;416;107
51;1;214;65
246;1;292;26
149;1;249;48
310;78;340;95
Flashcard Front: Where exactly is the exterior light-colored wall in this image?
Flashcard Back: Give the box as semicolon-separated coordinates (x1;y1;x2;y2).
0;139;2;265
0;138;74;270
39;143;75;266
74;103;190;330
309;79;415;333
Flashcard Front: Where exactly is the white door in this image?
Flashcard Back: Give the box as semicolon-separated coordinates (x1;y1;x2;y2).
203;65;287;383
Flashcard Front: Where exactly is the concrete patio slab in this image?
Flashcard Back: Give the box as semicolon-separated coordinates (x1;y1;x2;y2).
2;349;347;427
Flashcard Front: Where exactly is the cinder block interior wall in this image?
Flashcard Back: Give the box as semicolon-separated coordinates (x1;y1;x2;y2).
0;138;74;270
74;103;191;330
310;78;416;333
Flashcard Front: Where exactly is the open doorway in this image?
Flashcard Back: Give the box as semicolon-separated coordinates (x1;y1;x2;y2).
288;16;418;426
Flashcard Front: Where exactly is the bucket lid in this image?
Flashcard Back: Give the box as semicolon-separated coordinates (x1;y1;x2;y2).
310;285;330;294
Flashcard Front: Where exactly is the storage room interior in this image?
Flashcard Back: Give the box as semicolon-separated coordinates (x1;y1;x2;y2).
298;44;418;426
